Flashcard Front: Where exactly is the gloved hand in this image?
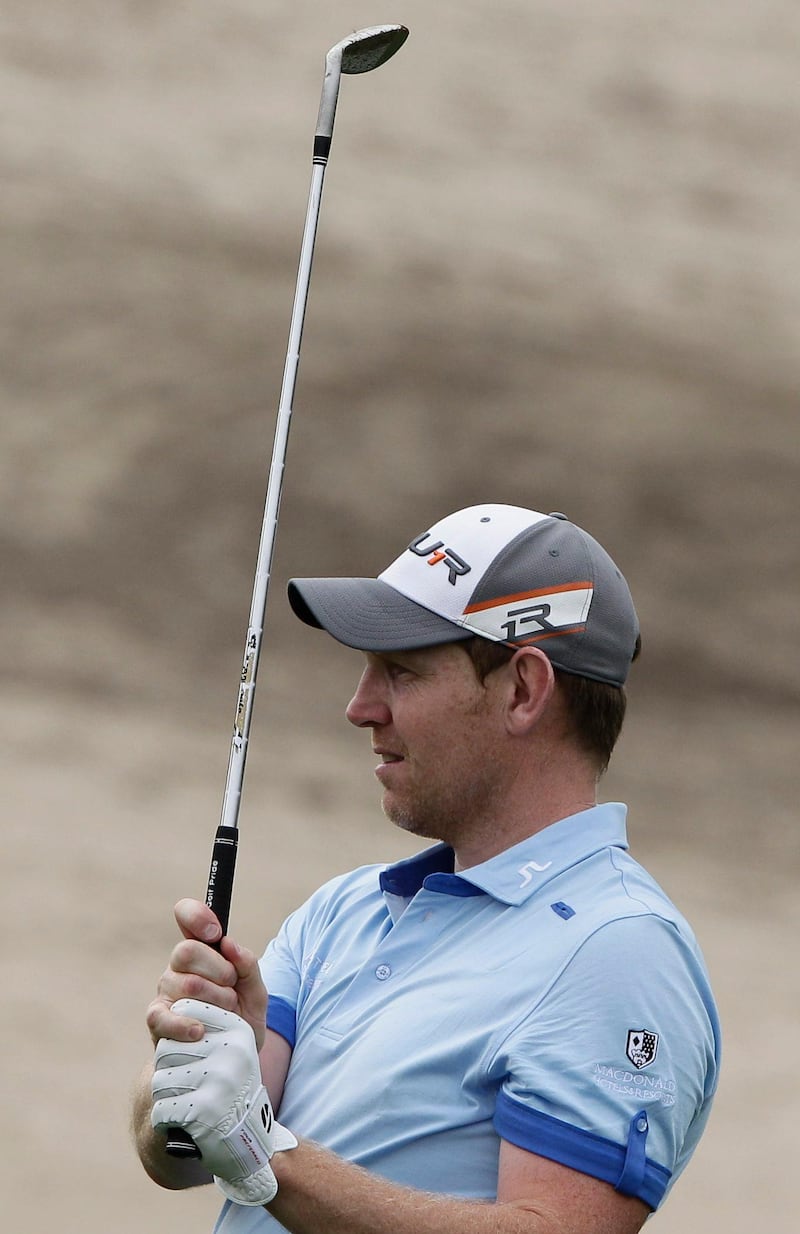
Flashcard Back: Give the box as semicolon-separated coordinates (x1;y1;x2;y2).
151;998;297;1205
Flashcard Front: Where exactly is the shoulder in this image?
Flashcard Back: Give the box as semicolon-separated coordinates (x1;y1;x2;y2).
556;844;703;950
531;848;718;1032
302;861;387;913
275;861;388;940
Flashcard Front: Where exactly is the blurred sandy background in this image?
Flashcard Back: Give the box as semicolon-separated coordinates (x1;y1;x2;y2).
2;3;798;1229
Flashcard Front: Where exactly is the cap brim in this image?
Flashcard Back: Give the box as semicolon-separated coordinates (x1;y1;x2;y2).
288;577;473;652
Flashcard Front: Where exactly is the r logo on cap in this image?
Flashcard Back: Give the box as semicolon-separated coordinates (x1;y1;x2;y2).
408;533;471;586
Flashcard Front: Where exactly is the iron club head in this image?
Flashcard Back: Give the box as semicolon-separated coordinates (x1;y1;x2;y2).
338;25;410;74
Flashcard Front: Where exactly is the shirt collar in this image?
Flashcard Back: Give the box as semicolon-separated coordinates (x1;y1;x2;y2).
379;803;629;907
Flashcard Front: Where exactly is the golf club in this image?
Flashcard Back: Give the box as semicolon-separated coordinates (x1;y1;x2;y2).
164;23;409;1159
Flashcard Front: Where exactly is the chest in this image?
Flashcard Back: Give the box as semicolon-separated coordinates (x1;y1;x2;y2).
291;887;579;1079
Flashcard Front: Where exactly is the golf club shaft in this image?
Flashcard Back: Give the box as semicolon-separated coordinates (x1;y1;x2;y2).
218;158;327;837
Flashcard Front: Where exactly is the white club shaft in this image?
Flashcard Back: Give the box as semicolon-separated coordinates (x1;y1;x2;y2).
219;157;329;830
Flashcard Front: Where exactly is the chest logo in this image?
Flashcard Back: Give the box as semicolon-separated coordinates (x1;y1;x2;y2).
626;1028;659;1070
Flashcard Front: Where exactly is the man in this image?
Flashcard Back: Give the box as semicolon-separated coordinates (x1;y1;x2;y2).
133;504;720;1234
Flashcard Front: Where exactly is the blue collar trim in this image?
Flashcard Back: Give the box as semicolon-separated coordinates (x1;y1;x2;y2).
379;843;454;897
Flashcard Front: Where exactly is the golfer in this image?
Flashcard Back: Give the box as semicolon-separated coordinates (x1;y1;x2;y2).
133;504;720;1234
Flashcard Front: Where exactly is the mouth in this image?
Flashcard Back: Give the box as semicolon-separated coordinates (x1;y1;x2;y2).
373;748;404;765
373;748;405;779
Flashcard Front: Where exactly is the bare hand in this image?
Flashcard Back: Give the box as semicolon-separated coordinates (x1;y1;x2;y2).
145;898;268;1052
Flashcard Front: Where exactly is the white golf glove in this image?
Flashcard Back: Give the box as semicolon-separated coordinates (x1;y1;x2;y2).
151;998;297;1206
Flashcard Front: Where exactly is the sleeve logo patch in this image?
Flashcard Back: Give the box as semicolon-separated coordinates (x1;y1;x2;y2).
626;1028;659;1070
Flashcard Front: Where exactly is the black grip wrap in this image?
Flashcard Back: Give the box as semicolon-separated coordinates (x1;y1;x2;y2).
205;824;238;938
313;134;331;163
163;825;239;1159
164;1127;201;1158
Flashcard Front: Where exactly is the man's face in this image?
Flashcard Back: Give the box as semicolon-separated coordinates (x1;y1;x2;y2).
345;643;508;849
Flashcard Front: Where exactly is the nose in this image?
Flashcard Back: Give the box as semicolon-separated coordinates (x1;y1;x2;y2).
346;660;392;729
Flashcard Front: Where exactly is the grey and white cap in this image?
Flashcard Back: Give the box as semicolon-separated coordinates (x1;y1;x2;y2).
288;504;640;686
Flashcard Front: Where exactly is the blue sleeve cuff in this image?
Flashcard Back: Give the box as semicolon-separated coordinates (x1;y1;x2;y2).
266;995;297;1048
494;1090;671;1210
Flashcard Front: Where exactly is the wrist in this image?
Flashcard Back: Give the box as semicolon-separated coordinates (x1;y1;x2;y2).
268;1135;298;1187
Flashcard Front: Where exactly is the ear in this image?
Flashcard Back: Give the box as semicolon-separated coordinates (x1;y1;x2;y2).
503;648;555;736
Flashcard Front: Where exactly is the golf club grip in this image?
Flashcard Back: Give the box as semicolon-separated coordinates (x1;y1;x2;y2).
204;823;239;938
163;825;239;1159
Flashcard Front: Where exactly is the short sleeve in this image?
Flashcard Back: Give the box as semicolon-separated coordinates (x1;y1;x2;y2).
493;913;719;1209
259;910;304;1048
258;867;378;1049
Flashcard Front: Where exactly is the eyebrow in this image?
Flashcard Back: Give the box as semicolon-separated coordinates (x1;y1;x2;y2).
369;649;426;671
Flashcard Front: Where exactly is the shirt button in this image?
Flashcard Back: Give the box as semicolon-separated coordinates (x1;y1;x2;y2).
637;1117;648;1133
375;964;392;981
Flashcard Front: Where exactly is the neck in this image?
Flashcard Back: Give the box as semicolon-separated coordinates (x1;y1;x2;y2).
452;765;599;870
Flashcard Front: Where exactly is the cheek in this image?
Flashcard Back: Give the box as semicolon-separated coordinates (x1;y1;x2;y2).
420;697;492;759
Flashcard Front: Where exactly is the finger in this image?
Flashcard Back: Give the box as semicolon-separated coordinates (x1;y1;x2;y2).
146;982;243;1044
220;936;261;986
174;897;223;944
169;937;239;987
146;995;206;1045
159;970;241;1016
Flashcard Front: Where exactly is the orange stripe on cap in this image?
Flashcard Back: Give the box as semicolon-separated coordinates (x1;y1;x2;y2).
464;581;592;615
512;625;587;645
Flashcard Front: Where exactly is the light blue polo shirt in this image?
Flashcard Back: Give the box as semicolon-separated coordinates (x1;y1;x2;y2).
213;803;720;1233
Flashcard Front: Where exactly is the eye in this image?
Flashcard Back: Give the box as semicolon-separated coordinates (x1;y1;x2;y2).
384;658;414;682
